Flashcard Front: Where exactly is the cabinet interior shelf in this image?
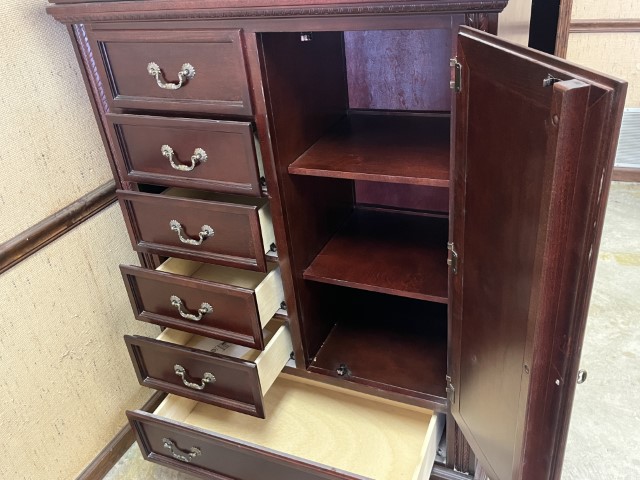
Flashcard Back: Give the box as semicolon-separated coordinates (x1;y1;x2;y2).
308;291;448;405
303;208;449;302
288;112;451;186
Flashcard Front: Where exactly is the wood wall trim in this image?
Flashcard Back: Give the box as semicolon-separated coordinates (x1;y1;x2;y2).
75;392;166;480
612;167;640;182
570;19;640;33
554;0;573;58
0;180;116;275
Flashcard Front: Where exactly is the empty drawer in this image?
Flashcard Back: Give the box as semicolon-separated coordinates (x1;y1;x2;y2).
121;258;284;350
128;375;444;479
118;188;276;271
126;320;292;418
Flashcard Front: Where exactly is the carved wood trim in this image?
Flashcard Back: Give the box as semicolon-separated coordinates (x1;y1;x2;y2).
48;1;509;23
465;12;490;31
0;181;116;275
75;392;165;480
431;464;475;480
570;19;640;33
554;0;573;58
453;421;475;474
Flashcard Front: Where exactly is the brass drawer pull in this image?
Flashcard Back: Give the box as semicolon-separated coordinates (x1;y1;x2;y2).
162;437;201;463
170;295;212;321
169;220;214;246
147;62;195;90
161;144;207;172
174;364;216;390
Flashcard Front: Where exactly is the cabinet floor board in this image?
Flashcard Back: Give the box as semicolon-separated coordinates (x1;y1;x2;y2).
308;295;448;404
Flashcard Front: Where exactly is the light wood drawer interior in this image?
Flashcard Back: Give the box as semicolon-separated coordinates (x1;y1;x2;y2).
154;375;444;479
158;257;284;329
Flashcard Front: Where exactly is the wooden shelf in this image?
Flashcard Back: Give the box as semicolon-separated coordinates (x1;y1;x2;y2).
303;208;448;302
288;112;450;186
308;291;448;405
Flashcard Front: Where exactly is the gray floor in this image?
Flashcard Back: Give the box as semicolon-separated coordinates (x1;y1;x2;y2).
105;182;640;480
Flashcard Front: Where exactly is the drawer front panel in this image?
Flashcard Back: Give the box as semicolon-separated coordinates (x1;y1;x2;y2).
118;190;268;271
121;265;265;349
91;29;252;115
108;114;262;196
125;336;265;417
128;410;361;480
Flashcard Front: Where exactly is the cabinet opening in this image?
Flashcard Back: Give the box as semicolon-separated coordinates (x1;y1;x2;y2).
260;28;451;403
306;285;448;405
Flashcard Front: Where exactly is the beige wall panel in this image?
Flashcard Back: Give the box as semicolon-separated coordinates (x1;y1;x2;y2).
571;1;640;20
567;33;640;107
497;0;532;47
0;1;113;244
0;205;159;480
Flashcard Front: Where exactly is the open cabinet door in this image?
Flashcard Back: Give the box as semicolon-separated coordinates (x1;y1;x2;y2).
449;27;626;480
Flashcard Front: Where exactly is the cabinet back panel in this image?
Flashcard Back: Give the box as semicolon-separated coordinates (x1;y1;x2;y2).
345;30;452;112
355;181;449;213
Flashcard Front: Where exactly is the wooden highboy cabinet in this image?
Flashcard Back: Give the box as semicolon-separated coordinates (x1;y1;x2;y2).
47;1;626;479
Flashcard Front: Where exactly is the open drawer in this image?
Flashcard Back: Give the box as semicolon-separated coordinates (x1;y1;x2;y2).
125;320;292;418
121;257;284;349
118;187;276;271
128;375;444;479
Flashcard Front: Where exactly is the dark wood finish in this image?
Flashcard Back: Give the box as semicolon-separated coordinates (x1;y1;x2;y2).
121;264;271;349
450;27;626;480
107;114;262;196
289;113;451;186
46;3;628;480
345;30;452;111
128;407;367;480
304;208;449;302
118;189;271;271
89;28;253;116
259;31;354;363
612;167;640;182
554;0;573;58
430;465;474;480
282;364;447;413
308;288;448;406
570;19;640;33
48;1;509;23
126;334;269;417
355;182;449;214
0;181;115;275
76;391;165;480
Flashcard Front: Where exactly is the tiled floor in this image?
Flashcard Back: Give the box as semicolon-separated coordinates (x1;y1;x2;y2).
105;182;640;480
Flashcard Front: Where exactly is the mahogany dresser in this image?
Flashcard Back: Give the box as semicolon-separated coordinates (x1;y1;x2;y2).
47;1;626;479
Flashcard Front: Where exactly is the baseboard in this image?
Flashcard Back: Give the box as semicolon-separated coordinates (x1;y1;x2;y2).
612;167;640;183
75;391;166;480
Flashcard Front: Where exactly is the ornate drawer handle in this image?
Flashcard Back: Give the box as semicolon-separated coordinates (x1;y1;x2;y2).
161;145;207;172
162;437;201;463
174;364;216;390
169;220;214;246
147;62;195;90
170;295;212;321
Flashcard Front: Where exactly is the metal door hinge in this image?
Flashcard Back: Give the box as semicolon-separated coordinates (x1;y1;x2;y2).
450;58;461;92
447;242;458;274
446;375;455;403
